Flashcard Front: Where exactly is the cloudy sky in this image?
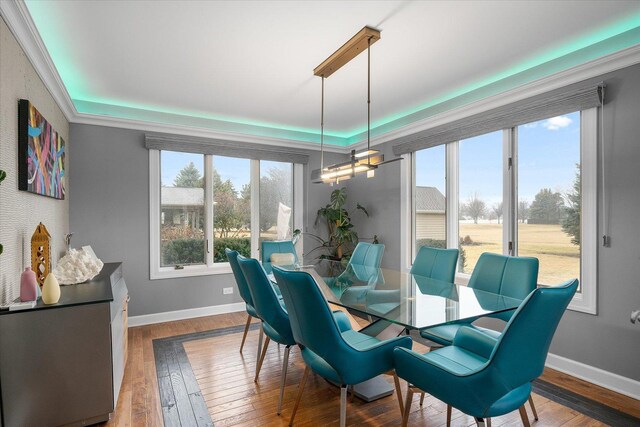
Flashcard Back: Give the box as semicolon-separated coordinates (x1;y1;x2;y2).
416;111;580;209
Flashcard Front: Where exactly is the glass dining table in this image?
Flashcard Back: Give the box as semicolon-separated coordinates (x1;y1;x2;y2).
275;259;522;334
272;259;523;402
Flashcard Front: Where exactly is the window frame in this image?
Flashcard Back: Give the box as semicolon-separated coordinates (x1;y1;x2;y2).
149;149;303;279
410;108;598;313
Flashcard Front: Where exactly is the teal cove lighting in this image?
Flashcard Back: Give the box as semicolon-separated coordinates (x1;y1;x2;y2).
25;1;640;147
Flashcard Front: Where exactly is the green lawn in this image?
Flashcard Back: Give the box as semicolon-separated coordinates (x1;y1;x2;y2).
459;223;580;285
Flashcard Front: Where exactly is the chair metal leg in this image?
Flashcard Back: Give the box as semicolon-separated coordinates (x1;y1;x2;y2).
401;386;414;427
254;336;270;382
528;395;539;421
340;386;348;427
519;405;531;427
446;404;452;427
255;324;264;368
392;371;404;415
240;314;252;353
475;418;486;427
487;418;492;427
277;345;291;415
289;366;310;427
419;391;425;406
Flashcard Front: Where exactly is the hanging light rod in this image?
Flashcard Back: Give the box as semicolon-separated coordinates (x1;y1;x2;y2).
312;25;400;185
314;26;381;78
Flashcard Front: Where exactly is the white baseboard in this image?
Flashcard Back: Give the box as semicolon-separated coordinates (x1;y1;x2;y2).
546;352;640;401
128;302;246;327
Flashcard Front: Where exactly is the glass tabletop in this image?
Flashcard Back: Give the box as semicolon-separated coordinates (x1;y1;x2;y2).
274;259;523;331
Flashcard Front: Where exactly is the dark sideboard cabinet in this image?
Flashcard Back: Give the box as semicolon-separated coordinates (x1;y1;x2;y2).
0;263;128;427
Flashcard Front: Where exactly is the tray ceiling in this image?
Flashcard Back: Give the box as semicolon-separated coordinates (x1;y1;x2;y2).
22;0;640;145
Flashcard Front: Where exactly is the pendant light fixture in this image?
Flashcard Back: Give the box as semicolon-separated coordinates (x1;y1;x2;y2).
311;26;402;185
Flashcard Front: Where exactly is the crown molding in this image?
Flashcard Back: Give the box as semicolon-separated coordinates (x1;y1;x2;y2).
74;112;348;153
4;0;640;155
348;42;640;150
0;0;77;121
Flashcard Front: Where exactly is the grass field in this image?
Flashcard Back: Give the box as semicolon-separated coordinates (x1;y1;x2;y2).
459;223;580;284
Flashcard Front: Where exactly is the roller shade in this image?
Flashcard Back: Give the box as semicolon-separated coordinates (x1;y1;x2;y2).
145;133;309;164
393;84;604;155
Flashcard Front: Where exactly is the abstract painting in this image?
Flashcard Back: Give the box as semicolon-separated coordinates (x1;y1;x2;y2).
18;99;66;199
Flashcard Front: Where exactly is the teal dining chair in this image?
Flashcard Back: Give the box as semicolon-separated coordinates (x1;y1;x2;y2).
237;255;352;415
348;242;385;267
411;246;459;283
225;249;261;355
420;252;539;346
338;242;385;305
272;266;412;427
395;279;579;427
261;240;298;274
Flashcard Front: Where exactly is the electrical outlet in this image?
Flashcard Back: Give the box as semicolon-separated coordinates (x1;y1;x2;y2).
223;287;233;295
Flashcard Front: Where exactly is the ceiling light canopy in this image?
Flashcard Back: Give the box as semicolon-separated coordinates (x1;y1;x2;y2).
312;26;401;184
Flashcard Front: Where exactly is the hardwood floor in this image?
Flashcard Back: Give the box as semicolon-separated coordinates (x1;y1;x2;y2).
105;311;639;426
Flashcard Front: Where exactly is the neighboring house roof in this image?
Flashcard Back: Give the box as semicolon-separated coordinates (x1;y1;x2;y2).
161;187;204;207
415;186;445;214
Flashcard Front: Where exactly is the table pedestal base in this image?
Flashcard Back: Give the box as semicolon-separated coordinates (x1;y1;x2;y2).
353;377;394;402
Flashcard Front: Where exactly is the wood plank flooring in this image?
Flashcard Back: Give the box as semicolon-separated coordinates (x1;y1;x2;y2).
104;311;640;426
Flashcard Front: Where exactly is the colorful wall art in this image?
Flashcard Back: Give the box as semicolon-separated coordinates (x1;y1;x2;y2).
18;99;66;199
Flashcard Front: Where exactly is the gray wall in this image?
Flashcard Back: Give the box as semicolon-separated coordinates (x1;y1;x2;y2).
68;62;640;382
0;17;69;305
343;143;405;270
69;124;340;316
344;63;640;381
550;64;640;381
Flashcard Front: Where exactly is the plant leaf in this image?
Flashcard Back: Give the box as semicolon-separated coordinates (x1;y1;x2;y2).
356;203;369;217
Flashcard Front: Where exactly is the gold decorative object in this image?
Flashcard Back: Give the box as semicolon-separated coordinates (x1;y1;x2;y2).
31;222;51;287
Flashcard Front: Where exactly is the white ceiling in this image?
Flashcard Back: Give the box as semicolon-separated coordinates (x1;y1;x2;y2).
23;0;640;139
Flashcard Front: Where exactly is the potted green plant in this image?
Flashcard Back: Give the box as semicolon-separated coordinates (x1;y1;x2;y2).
294;187;375;261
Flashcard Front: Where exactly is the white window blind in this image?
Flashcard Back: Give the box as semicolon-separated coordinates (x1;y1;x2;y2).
393;84;603;155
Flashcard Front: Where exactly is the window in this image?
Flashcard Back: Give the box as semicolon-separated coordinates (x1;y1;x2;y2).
212;156;252;262
259;160;293;242
160;152;205;267
150;151;302;279
413;145;446;255
412;109;597;313
517;112;581;285
458;131;503;274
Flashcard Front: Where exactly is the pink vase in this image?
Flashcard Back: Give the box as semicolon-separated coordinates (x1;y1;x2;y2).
20;267;38;302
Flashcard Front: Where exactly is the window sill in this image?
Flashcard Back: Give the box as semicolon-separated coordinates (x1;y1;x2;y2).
150;263;232;280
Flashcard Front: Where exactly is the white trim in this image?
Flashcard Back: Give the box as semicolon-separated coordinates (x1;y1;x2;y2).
205;155;214;267
0;0;76;120
400;153;412;272
149;150;162;279
545;353;640;401
354;43;640;149
128;302;245;327
568;108;598;314
74;112;348;154
152;263;233;280
446;143;459;250
293;163;305;260
4;0;640;153
250;160;261;258
503;128;516;256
